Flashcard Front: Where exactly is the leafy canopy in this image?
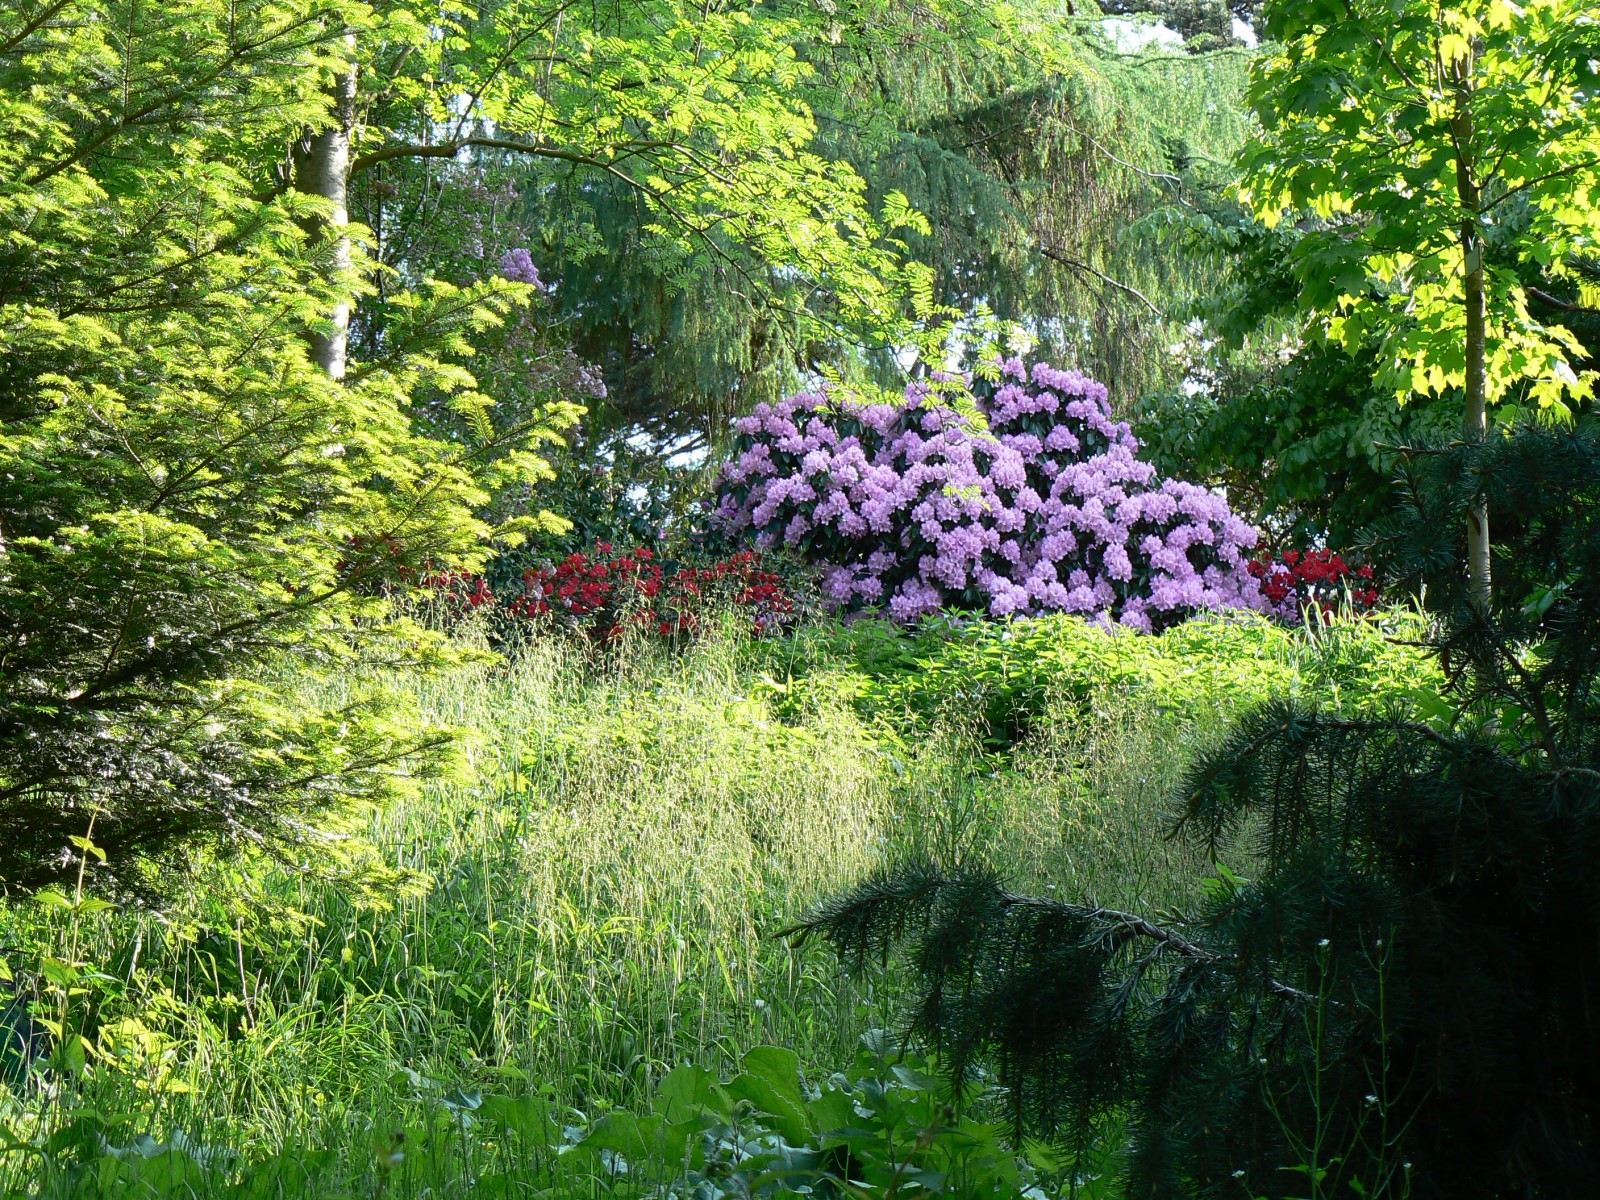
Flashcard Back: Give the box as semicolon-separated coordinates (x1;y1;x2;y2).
1240;0;1600;415
345;0;939;358
501;0;1261;451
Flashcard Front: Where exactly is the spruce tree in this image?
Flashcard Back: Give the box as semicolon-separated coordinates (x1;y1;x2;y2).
789;420;1600;1198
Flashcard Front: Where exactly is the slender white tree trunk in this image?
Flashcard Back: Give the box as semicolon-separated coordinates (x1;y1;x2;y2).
293;41;358;381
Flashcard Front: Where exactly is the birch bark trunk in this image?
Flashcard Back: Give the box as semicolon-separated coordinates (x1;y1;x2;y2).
293;41;358;381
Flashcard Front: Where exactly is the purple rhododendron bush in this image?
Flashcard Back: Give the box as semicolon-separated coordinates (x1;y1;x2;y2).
713;357;1265;631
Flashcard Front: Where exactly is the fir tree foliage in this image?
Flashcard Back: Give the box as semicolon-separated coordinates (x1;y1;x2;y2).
842;43;1254;394
0;0;564;896
791;422;1600;1197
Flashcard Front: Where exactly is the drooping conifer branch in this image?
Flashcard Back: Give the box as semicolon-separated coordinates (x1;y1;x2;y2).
799;421;1600;1198
784;863;1321;1010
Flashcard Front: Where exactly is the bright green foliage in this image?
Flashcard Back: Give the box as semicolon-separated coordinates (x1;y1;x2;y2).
771;610;1440;749
347;0;939;362
1136;177;1597;552
0;612;1427;1194
0;0;566;894
1240;0;1600;415
22;1037;1054;1198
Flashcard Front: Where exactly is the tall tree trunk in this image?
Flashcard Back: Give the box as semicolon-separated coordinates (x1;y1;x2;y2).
1451;47;1491;604
293;42;358;381
1460;215;1491;603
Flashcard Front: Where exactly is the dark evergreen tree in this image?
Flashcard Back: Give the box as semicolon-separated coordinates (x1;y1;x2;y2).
789;420;1600;1198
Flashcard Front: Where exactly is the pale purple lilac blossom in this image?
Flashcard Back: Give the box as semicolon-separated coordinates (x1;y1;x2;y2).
497;247;545;288
712;357;1265;631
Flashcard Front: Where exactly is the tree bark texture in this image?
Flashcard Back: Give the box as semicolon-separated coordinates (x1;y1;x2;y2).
292;41;358;382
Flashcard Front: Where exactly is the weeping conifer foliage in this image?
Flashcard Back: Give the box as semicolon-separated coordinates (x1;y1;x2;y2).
783;2;1254;406
518;170;813;442
789;422;1600;1198
855;48;1251;400
515;3;1253;449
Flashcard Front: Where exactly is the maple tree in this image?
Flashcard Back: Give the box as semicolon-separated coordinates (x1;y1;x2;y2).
1240;0;1600;597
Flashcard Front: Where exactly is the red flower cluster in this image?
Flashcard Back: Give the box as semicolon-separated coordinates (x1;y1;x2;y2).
507;543;661;628
335;537;797;640
336;532;407;578
418;568;492;613
512;544;796;640
338;534;492;619
1248;548;1379;622
664;550;797;636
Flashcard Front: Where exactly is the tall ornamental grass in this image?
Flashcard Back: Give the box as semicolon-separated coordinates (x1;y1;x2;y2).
0;611;1434;1196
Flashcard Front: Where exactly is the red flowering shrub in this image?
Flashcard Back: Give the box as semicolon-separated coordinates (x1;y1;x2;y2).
1247;548;1379;622
507;543;662;635
668;550;800;637
337;534;492;623
336;536;798;640
511;543;796;640
417;568;493;620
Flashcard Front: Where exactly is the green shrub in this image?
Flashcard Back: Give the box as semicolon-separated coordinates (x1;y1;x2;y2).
767;609;1440;749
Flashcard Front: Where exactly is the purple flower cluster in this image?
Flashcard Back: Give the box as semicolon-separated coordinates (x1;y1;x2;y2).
497;247;545;289
711;358;1264;631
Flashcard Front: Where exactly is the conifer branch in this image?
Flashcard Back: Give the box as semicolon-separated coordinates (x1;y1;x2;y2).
0;0;73;55
784;865;1322;1005
1038;245;1160;314
1525;285;1599;314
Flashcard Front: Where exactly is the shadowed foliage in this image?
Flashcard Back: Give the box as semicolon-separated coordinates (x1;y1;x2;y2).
790;419;1600;1198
